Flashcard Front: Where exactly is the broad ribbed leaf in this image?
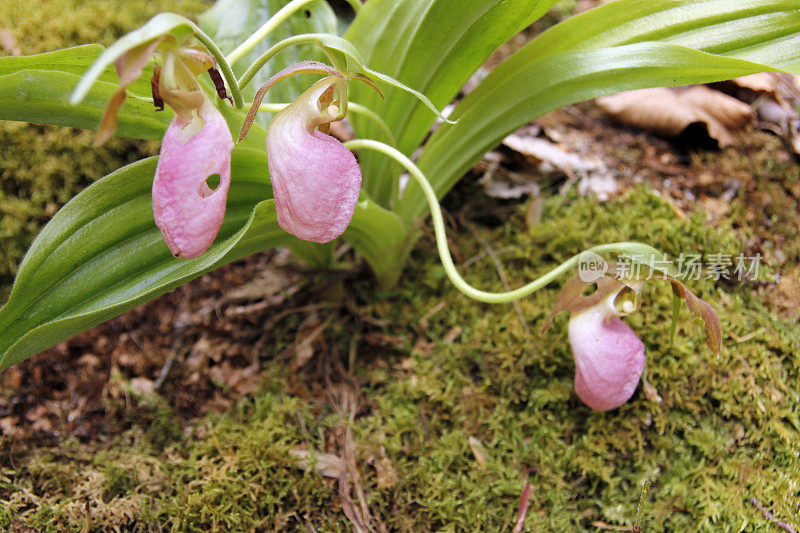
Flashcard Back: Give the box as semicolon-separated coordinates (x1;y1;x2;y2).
398;0;800;220
199;0;336;106
0;45;151;95
346;0;559;205
0;147;286;370
0;143;412;367
344;198;410;288
0;69;169;140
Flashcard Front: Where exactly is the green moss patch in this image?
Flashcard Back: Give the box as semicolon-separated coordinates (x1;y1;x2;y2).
2;187;797;531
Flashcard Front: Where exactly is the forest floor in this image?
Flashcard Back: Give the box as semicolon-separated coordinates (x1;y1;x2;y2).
1;1;799;532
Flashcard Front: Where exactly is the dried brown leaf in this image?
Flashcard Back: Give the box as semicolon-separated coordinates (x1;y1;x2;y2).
0;29;21;56
468;436;489;466
597;87;753;147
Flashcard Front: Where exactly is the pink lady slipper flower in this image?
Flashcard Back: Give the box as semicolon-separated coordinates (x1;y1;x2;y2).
84;33;235;258
152;100;233;258
544;270;721;411
239;62;382;243
567;282;645;411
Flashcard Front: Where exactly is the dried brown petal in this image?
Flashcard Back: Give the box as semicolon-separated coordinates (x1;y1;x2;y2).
542;274;627;332
668;278;722;353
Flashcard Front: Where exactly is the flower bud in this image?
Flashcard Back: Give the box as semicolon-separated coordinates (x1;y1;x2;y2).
152;101;234;258
567;288;645;411
266;77;361;243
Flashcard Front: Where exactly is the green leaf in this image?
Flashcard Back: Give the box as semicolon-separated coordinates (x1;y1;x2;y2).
0;69;170;140
511;0;800;71
0;146;287;371
344;197;411;289
199;0;337;107
345;0;560;205
398;0;800;220
70;12;196;104
0;142;411;367
0;45;151;95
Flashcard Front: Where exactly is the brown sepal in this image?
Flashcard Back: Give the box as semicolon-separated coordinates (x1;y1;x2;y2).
94;89;126;147
151;65;165;111
542;274;627;332
668;279;722;354
207;68;233;105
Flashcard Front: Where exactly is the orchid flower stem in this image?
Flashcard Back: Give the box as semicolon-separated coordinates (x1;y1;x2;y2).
257;102;396;145
191;26;244;109
344;139;653;304
226;0;318;66
238;34;340;91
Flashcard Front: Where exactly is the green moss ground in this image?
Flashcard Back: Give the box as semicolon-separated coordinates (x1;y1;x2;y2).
2;188;798;531
0;0;208;287
1;1;798;530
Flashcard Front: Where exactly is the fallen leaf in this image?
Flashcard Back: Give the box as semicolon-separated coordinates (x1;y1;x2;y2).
503;131;619;200
596;86;753;147
290;449;344;478
129;377;155;397
369;448;398;489
468;436;489;466
442;326;462;344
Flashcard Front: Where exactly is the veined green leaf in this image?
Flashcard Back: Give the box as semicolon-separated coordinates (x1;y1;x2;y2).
513;0;800;70
0;146;283;371
400;44;775;220
345;0;559;205
0;69;170;140
0;141;410;367
398;1;800;220
0;45;152;96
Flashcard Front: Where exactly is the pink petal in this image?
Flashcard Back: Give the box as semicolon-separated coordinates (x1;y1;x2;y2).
568;292;645;411
152;102;234;258
266;78;361;243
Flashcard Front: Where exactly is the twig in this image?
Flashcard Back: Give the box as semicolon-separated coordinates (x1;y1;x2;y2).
749;497;797;533
512;481;532;533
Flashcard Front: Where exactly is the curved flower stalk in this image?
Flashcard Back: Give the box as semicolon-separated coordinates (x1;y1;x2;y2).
344;140;722;412
239;61;381;243
152;100;234;258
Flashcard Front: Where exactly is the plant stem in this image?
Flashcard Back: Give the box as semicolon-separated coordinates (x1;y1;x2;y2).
344;139;652;304
226;0;317;66
192;25;244;109
238;34;339;90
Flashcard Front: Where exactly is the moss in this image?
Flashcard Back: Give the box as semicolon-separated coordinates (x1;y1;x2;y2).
0;0;208;286
2;187;798;531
